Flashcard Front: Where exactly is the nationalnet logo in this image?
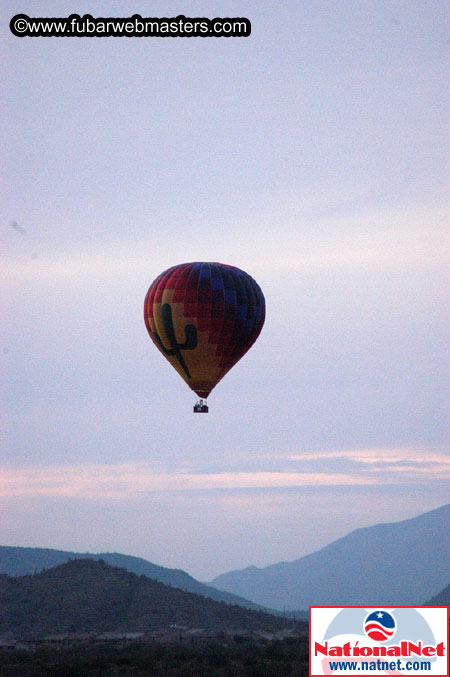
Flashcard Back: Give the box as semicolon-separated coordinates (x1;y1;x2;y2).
309;606;449;676
364;610;397;642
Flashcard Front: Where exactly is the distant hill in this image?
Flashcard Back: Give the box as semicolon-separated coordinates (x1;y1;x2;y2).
0;559;297;638
0;546;262;611
424;584;450;606
211;504;450;610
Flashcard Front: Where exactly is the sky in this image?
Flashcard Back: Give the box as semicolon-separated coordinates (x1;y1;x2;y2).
1;0;449;582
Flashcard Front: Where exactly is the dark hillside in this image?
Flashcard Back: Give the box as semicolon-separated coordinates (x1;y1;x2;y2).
424;584;450;606
0;545;263;610
0;559;297;638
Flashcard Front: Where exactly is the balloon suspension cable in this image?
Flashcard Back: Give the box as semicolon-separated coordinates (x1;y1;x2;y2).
193;399;209;413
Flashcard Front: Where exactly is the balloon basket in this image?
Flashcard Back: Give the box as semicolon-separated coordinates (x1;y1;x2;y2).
193;400;209;413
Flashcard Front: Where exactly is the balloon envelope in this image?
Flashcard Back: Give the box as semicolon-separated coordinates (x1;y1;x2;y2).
144;262;265;398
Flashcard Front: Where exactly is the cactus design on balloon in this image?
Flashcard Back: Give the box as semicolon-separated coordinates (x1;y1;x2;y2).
152;303;197;379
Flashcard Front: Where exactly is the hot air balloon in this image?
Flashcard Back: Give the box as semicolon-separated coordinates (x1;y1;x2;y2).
144;262;265;412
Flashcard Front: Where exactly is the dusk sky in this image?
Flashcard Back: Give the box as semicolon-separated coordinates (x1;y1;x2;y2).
2;0;449;581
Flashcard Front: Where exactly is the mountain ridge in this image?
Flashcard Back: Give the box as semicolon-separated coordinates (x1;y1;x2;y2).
0;558;298;638
211;504;450;610
0;546;265;612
